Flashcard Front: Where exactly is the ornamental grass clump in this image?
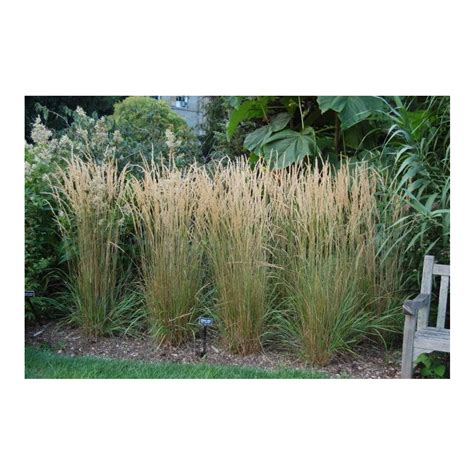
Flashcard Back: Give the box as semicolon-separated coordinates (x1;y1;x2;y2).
130;163;204;346
268;163;401;366
196;160;272;355
51;158;129;337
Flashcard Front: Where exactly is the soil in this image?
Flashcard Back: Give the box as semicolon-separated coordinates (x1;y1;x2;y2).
25;320;402;379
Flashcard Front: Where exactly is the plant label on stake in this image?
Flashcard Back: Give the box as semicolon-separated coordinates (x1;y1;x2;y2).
25;290;39;320
198;317;213;327
198;316;213;358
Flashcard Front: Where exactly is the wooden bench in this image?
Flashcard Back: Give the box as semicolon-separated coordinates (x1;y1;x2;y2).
401;255;450;378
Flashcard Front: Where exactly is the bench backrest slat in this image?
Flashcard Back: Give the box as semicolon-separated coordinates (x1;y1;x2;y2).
437;275;450;328
417;255;434;330
433;264;450;277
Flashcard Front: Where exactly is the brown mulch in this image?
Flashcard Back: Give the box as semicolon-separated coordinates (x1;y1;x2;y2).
25;320;402;378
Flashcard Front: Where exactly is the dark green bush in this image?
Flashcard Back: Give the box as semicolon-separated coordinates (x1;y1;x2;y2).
200;96;252;160
25;123;65;319
112;96;200;166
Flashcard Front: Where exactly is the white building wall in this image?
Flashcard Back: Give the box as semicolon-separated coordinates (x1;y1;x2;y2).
153;96;207;134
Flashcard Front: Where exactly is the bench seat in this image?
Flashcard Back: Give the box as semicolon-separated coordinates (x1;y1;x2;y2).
414;328;450;353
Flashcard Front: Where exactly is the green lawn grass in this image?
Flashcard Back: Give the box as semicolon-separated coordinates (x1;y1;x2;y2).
25;346;328;379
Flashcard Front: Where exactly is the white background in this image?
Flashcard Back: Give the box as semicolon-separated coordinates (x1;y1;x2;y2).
1;1;472;473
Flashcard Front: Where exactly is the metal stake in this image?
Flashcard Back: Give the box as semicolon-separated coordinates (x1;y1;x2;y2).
200;325;207;358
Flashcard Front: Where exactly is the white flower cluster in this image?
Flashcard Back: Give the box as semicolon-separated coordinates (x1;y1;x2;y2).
75;106;87;118
31;117;52;145
112;130;123;145
94;118;108;146
165;128;183;161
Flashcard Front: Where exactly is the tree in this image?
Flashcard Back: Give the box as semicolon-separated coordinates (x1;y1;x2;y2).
112;96;200;164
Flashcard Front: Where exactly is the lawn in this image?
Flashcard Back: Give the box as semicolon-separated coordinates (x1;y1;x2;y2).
24;346;328;379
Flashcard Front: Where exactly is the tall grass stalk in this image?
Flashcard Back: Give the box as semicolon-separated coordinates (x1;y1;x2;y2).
268;163;401;365
130;163;203;346
196;160;272;354
51;158;129;337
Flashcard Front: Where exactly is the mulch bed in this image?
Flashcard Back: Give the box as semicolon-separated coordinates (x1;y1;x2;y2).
25;320;402;378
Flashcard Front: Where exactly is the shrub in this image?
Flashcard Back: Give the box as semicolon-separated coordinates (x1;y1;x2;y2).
112;96;200;166
25;119;69;319
130;163;204;346
25;96;124;142
60;107;124;163
29;101;200;170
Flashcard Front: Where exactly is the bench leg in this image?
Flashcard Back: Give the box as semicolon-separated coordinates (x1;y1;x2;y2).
401;313;417;378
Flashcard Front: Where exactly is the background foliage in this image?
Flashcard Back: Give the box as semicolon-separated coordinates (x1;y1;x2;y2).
25;96;125;142
112;96;200;166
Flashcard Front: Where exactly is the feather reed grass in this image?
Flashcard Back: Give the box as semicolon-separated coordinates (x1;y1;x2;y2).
268;162;401;365
130;163;204;346
51;156;402;361
51;158;130;337
195;160;272;354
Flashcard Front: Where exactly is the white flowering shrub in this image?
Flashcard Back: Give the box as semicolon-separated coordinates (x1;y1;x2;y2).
25;122;65;318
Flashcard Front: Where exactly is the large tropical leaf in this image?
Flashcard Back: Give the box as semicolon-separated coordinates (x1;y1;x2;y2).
226;96;273;139
268;112;292;132
243;113;291;152
317;96;386;130
244;125;272;152
262;127;316;168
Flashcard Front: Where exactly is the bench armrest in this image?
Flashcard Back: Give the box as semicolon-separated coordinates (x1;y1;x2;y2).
403;293;431;317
